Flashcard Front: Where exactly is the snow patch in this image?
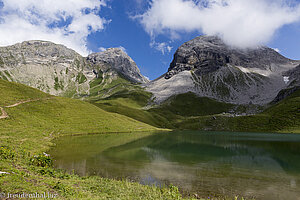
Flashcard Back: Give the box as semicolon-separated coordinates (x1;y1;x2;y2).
236;66;270;77
283;76;289;84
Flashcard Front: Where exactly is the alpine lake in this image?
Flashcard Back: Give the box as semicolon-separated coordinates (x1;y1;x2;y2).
50;131;300;200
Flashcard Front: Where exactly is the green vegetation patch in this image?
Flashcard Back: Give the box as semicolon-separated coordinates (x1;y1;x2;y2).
74;59;81;69
54;77;64;91
0;56;4;66
174;91;300;133
0;79;49;105
0;71;8;81
153;92;234;117
3;70;12;80
93;91;237;129
76;72;87;84
91;82;300;133
0;146;15;160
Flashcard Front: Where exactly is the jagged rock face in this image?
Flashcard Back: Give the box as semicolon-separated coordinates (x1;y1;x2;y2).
0;40;91;96
166;36;293;79
87;48;149;84
0;41;148;97
284;64;300;87
147;36;300;105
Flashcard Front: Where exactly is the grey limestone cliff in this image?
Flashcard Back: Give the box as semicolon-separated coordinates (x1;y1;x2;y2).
87;48;149;84
0;40;90;96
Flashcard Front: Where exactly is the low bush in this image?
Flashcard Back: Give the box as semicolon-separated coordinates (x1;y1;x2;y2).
29;153;52;167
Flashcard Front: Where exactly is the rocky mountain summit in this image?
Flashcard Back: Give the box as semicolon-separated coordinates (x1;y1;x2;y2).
0;40;88;96
165;36;293;79
0;41;148;97
87;48;149;84
146;36;300;105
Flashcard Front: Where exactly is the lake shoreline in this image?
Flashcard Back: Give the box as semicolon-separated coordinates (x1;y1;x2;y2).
51;131;300;200
1;128;190;199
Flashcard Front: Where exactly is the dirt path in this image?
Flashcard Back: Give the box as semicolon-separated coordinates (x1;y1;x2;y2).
5;99;44;108
0;107;8;119
0;98;52;120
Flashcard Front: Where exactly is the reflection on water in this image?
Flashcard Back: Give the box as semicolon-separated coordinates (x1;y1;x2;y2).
50;131;300;200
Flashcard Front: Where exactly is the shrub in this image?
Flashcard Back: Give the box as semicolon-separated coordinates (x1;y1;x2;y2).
30;152;52;167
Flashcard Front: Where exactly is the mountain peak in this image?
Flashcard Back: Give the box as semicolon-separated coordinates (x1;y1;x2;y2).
167;35;294;79
183;35;268;50
105;47;126;53
21;40;57;45
146;35;300;105
87;49;149;84
186;35;225;46
1;40;81;60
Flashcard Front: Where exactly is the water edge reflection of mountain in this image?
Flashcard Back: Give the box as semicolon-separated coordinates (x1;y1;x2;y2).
51;131;300;200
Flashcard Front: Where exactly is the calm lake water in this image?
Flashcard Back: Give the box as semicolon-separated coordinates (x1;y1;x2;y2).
50;131;300;200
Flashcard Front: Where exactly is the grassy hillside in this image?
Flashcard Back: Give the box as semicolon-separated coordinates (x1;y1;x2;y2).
0;78;49;105
89;78;299;133
91;89;170;128
91;87;240;129
87;75;174;128
0;79;186;200
175;89;300;133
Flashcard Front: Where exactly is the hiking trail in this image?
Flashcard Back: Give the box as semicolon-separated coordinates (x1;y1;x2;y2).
0;98;52;119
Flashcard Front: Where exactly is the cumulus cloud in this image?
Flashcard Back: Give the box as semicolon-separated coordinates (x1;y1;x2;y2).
98;47;107;52
138;0;300;48
0;0;108;56
98;46;128;53
150;41;173;54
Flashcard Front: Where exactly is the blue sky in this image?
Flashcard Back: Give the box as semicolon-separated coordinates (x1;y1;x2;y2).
87;0;202;79
89;0;300;80
1;0;300;80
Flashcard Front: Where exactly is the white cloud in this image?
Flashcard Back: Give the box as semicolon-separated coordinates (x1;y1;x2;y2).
0;0;108;56
150;41;173;54
144;76;150;81
272;48;281;53
98;46;127;54
98;47;107;52
117;46;127;54
138;0;300;48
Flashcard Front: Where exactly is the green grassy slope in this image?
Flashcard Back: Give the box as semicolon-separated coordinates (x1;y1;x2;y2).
175;89;300;133
1;97;157;139
0;79;185;200
92;89;170;128
89;76;300;133
0;78;49;105
87;75;173;128
150;92;234;117
91;86;240;129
